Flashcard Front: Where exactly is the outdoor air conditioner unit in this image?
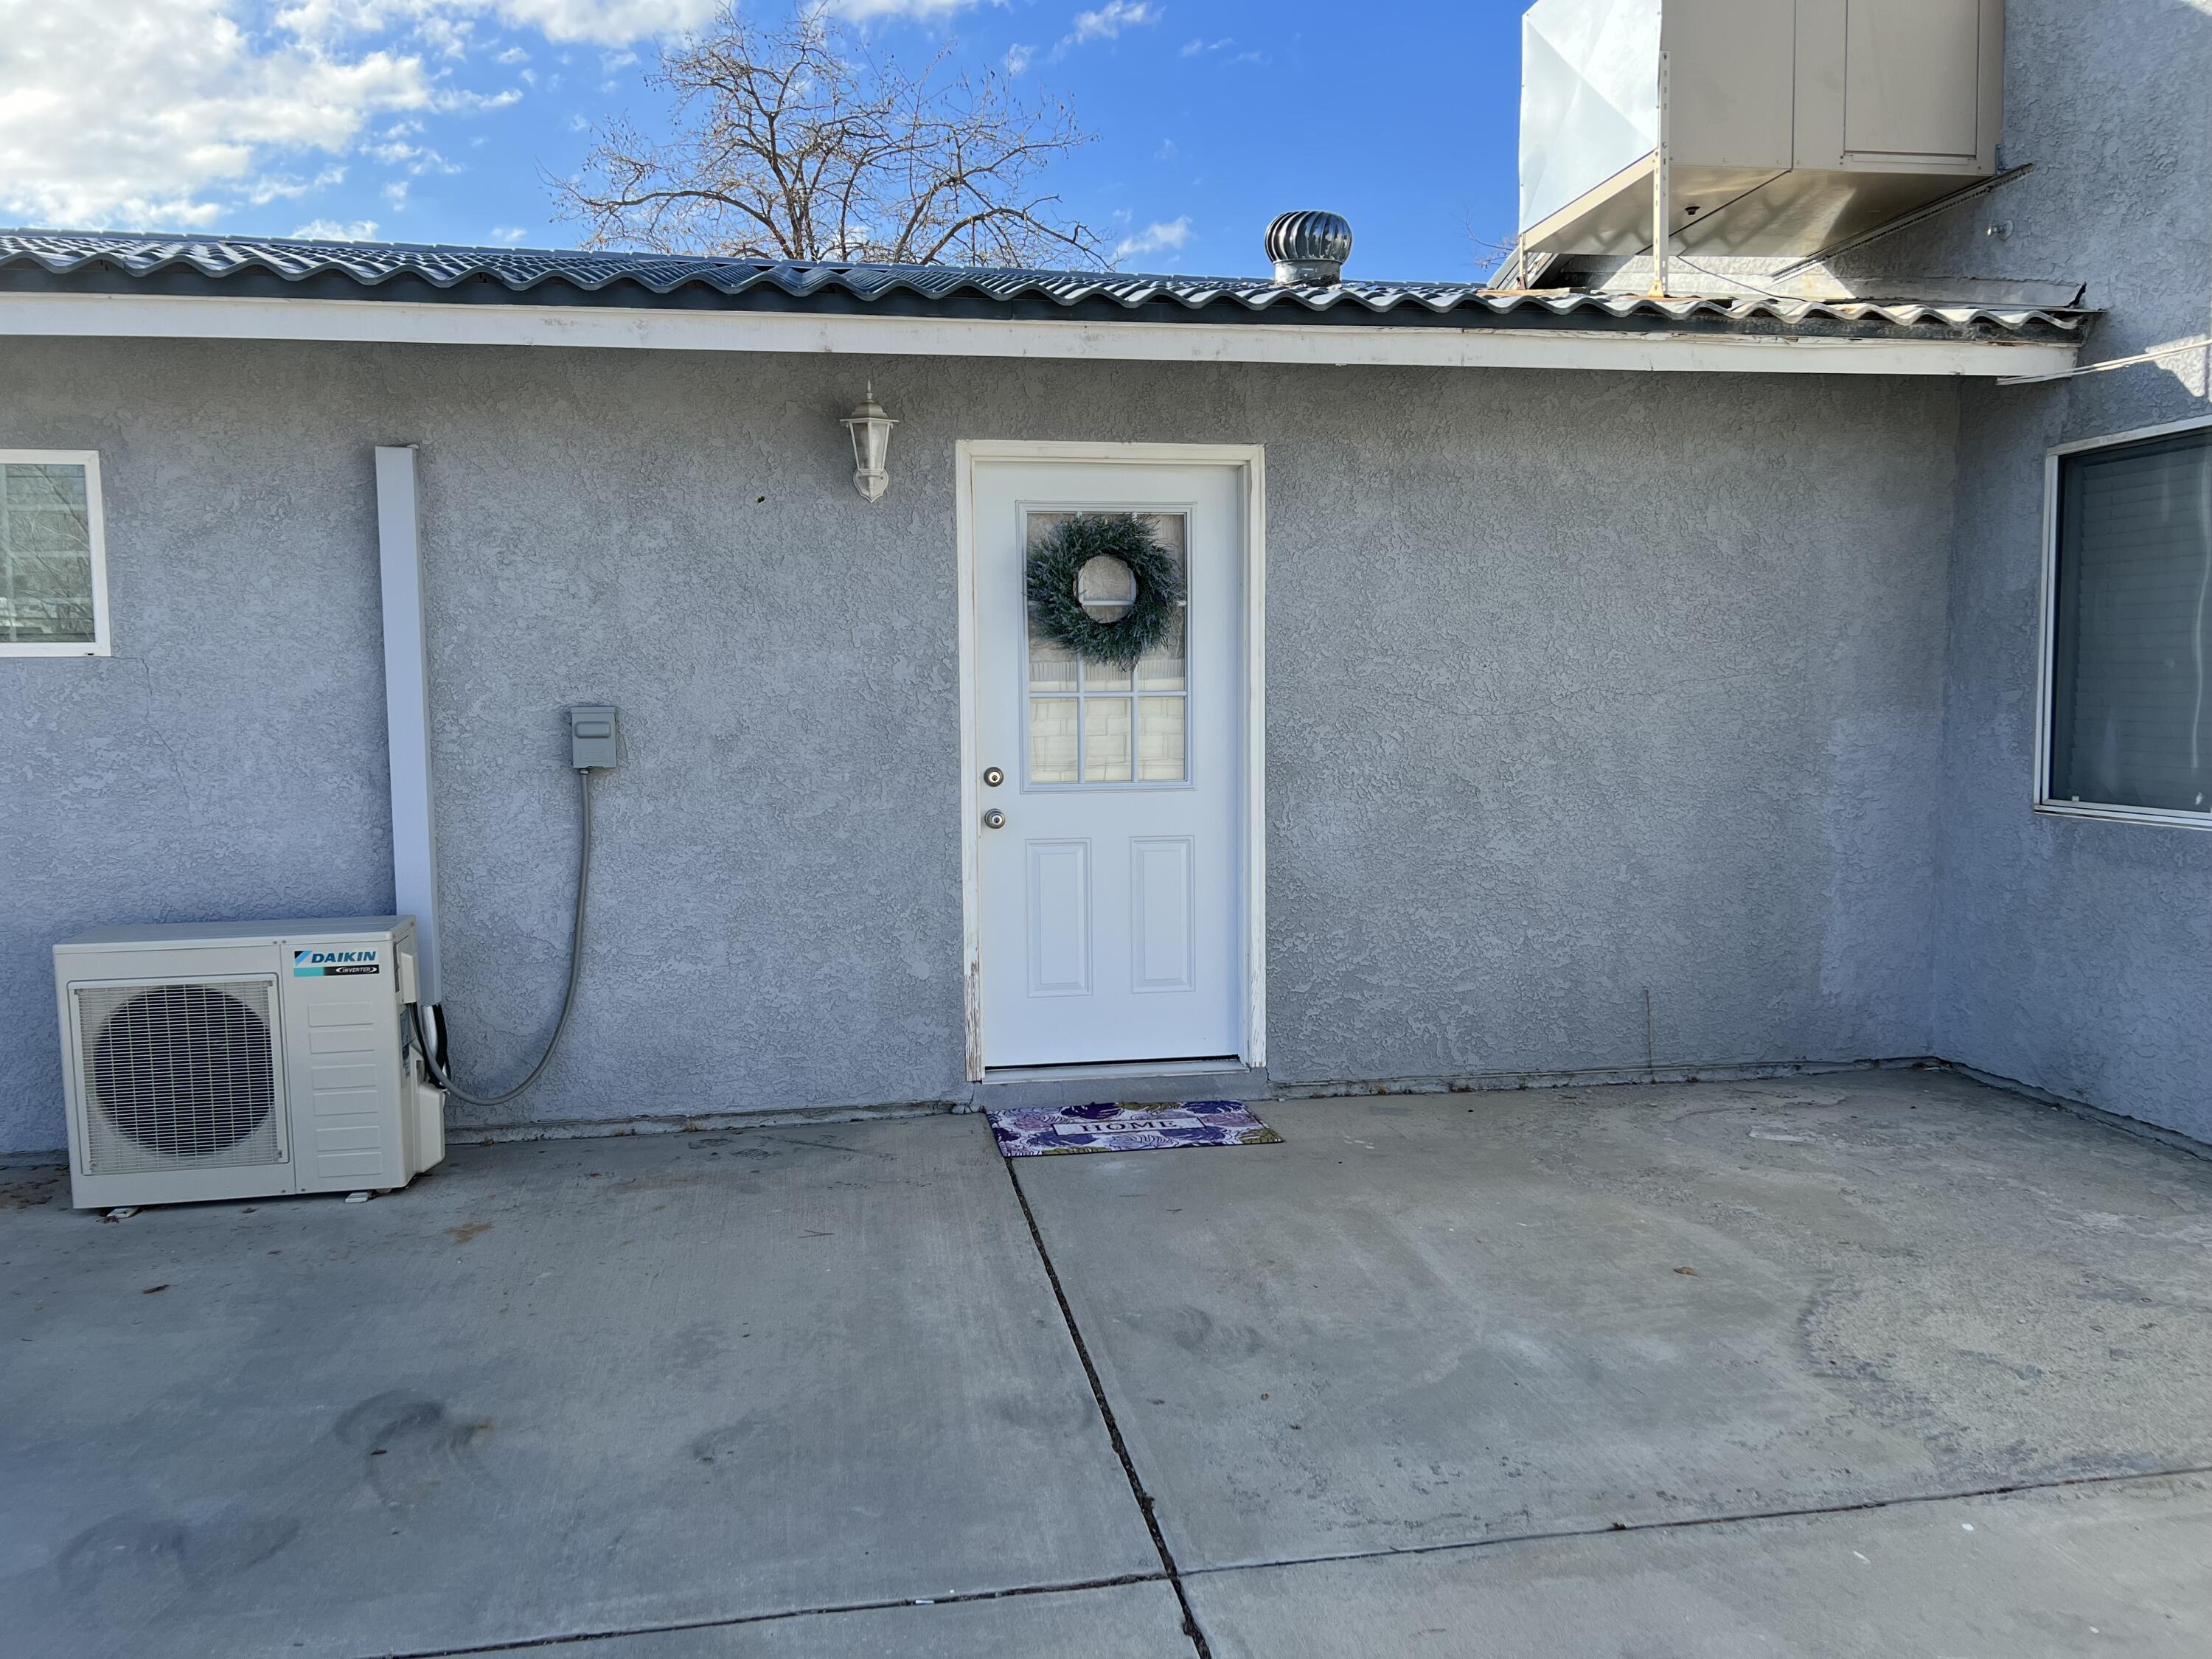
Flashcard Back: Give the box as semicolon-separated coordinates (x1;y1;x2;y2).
53;917;445;1211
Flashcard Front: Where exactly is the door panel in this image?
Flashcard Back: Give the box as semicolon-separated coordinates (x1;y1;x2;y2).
973;459;1244;1068
1026;841;1092;998
1130;838;1196;994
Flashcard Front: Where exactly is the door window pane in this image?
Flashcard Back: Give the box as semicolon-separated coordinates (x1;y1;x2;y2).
1029;635;1078;692
1083;698;1133;782
1135;617;1186;691
1137;697;1186;782
1030;698;1079;783
1022;508;1189;787
1;462;97;645
2049;428;2212;813
1134;515;1186;692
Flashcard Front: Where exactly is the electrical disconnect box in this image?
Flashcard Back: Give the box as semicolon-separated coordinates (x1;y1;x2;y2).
568;706;620;771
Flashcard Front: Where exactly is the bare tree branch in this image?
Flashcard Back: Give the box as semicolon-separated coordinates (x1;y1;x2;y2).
552;7;1105;268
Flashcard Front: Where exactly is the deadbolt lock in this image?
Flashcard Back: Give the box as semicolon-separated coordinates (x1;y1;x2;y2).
983;766;1005;787
982;809;1007;830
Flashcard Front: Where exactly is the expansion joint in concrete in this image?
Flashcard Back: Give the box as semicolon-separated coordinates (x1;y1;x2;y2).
1003;1156;1216;1659
369;1465;2212;1656
372;1571;1174;1656
1172;1463;2212;1581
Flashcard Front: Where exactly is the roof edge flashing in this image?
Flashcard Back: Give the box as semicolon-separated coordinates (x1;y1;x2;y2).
0;288;2087;380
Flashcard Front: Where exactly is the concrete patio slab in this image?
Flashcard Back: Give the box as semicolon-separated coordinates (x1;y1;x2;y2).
557;1582;1190;1657
6;1069;2209;1659
0;1118;1155;1659
1015;1071;2212;1569
1186;1473;2212;1658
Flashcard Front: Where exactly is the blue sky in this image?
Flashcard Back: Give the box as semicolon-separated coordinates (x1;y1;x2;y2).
2;0;1531;282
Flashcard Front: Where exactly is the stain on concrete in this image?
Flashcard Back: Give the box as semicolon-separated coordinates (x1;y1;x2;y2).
0;1169;62;1208
335;1391;493;1507
56;1512;297;1591
989;1393;1101;1436
689;1419;765;1465
1149;1304;1270;1361
661;1321;731;1371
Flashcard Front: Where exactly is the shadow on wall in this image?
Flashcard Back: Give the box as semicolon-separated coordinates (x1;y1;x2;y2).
1841;0;2212;1145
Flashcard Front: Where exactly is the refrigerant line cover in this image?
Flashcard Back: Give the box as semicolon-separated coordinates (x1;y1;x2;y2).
375;445;442;1006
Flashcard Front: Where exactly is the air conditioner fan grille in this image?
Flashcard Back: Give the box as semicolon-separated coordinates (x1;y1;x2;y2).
75;980;282;1173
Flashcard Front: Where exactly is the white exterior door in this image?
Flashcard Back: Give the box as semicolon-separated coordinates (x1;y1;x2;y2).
971;456;1248;1069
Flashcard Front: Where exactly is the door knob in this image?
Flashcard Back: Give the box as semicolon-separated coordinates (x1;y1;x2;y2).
983;766;1005;787
983;809;1007;830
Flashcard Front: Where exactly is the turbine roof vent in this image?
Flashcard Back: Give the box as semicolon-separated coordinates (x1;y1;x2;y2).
1265;210;1352;285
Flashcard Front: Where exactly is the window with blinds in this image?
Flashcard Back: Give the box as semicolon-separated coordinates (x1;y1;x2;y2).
2048;425;2212;815
0;451;107;656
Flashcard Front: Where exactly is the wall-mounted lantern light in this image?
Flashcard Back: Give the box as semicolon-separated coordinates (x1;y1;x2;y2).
841;384;897;502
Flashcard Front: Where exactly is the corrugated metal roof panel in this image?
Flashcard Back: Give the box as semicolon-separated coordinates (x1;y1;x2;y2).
0;229;2093;341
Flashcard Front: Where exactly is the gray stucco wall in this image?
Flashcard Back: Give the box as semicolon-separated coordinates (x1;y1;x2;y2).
1;340;1958;1153
1841;0;2212;1143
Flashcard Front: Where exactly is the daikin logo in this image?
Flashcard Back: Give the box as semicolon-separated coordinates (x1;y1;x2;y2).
293;949;381;978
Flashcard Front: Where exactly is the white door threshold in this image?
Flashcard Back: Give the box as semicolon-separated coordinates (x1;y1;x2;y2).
972;1059;1267;1110
983;1056;1245;1085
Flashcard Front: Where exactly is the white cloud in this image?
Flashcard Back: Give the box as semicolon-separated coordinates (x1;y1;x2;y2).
495;45;530;63
243;164;350;204
383;179;411;206
1004;43;1033;74
0;0;639;229
441;86;524;111
293;217;381;238
1070;1;1158;44
490;0;711;41
1113;214;1189;265
0;0;434;227
416;13;473;54
489;224;529;243
1051;0;1158;60
369;136;463;173
828;0;994;19
276;0;716;47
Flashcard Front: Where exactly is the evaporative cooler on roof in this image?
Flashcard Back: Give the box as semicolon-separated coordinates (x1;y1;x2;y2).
1518;0;2005;260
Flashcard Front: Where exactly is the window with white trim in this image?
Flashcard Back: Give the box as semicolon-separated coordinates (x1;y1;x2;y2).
0;451;108;656
2045;421;2212;821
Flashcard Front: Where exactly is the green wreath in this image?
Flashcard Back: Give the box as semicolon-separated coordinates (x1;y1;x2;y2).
1026;513;1184;669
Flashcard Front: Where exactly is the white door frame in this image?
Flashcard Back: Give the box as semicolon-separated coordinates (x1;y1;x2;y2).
956;439;1267;1082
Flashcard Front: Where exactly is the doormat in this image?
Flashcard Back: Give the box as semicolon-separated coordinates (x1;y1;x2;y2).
987;1101;1282;1158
